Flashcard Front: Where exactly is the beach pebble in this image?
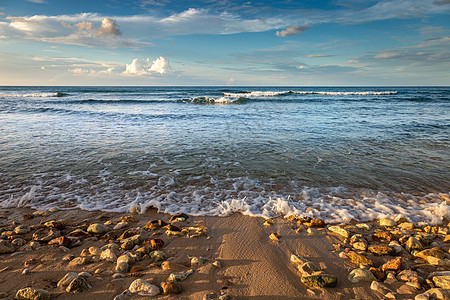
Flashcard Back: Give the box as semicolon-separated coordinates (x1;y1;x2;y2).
368;245;394;255
328;226;349;238
66;276;91;293
161;261;187;271
298;262;321;277
398;222;415;231
33;228;60;242
373;231;392;241
117;253;135;265
144;220;168;230
11;238;26;247
21;268;31;275
169;213;189;223
161;281;183;294
114;222;128;230
129;279;160;296
263;220;273;227
290;254;309;266
380;218;396;227
269;232;280;241
89;246;102;256
87;223;108;235
300;274;338;288
381;257;404;272
68;256;93;267
15;287;50;300
100;249;117;262
213;260;221;268
416;249;446;260
58;272;79;287
432;276;450;289
370;281;395;295
168;269;194;282
356;223;371;230
68;229;91;238
191;256;208;268
415;288;450;300
348;268;376;283
48;236;71;247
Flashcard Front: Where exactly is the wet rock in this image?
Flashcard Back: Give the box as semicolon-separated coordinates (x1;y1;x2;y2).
22;268;31;275
48;236;71;247
432;276;450;289
161;281;182;294
213;260;222;268
328;226;349;238
368;245;394;255
100;249;117;262
424;257;450;266
114;222;128;230
66;276;91;293
348;268;376;283
144;220;168;230
150;250;166;262
415;288;450;300
0;240;14;253
309;219;325;228
406;237;424;253
347;251;374;266
44;220;65;230
397;270;422;283
398;222;415;231
101;243;120;252
168;269;194;282
301;274;338;288
129;266;145;273
144;238;164;250
121;234;143;250
371;281;396;297
389;241;403;254
373;231;393;241
356;223;372;230
169;213;189;223
380;218;396;227
129;279;160;296
87;223;108;235
166;230;184;237
58;272;78;287
15;287;50;300
14;225;30;235
263;220;273;227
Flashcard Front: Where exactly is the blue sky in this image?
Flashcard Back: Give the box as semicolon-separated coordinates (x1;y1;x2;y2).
0;0;449;85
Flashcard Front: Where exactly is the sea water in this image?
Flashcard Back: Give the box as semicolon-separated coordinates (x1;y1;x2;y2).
0;86;449;224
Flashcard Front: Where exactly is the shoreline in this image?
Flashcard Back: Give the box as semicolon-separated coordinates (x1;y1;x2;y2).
1;207;449;299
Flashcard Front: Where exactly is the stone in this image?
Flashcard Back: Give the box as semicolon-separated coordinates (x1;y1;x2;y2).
213;260;221;268
0;240;14;253
168;269;194;282
398;222;414;231
66;276;91;293
191;256;208;268
290;254;309;266
380;218;396;227
114;222;128;230
116;262;129;273
129;279;160;296
161;281;182;294
14;225;31;235
100;249;117;262
263;220;273;227
300;274;338;288
22;268;31;275
425;257;450;266
381;257;403;272
68;229;90;238
356;223;371;230
68;256;93;267
101;243;120;252
145;238;164;250
150;250;166;262
348;268;376;283
87;223;108;235
414;288;450;300
117;253;135;265
432;276;450;289
371;281;395;295
33;228;60;242
406;237;424;253
121;235;143;250
113;289;132;300
58;272;79;287
309;219;325;228
328;226;349;238
166;230;184;237
347;251;374;266
298;262;321;277
15;287;50;300
368;245;394;255
144;220;168;230
416;249;446;260
88;246;102;256
397;270;422;283
48;236;71;247
406;282;421;290
373;231;393;241
389;241;403;254
161;261;187;271
169;213;189;223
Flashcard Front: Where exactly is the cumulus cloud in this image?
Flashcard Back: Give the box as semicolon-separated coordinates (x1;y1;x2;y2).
75;21;93;31
276;25;311;37
122;57;169;76
96;18;121;36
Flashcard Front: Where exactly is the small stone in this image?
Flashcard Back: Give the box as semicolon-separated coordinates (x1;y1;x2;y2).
0;240;15;253
22;268;31;275
348;268;376;283
380;218;396;227
397;270;422;283
398;222;414;231
381;257;403;272
389;241;403;254
416;249;446;260
166;230;184;237
425;256;450;266
415;288;450;300
116;262;129;273
114;222;128;230
328;226;349;238
112;273;126;279
405;237;424;253
88;246;102;256
15;287;49;300
14;225;31;235
113;289;132;300
371;281;395;294
212;260;221;268
78;271;92;278
117;253;135;265
48;236;71;247
150;250;166;262
406;282;422;289
68;229;91;238
373;231;392;241
100;249;117;262
48;207;59;212
368;245;394;255
356;223;371;230
168;269;194;282
300;274;338;288
191;256;208;268
66;276;91;293
80;248;91;256
144;220;168;230
290;254;309;266
161;281;182;294
11;238;26;247
432;276;450;289
129;279;160;296
68;256;93;267
58;272;78;287
33;228;60;242
44;220;65;229
347;251;374;266
169;213;189;223
309;219;325;228
87;223;108;235
144;238;164;250
161;261;187;271
263;220;273;227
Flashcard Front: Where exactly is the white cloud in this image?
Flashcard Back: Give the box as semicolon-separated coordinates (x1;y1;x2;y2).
27;0;47;3
276;25;311;37
96;18;121;36
122;57;169;76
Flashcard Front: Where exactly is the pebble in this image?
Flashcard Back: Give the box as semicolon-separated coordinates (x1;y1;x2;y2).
161;281;183;294
432;275;450;289
87;223;108;235
11;238;26;247
114;222;128;230
406;237;424;253
100;249;117;262
298;261;321;277
15;287;50;300
379;218;396;227
161;261;187;271
66;276;91;293
21;268;31;275
14;225;30;235
328;226;349;238
129;279;160;296
300;274;338;288
89;246;102;256
347;251;374;266
191;256;208;268
116;262;129;273
368;245;394;255
113;289;132;300
150;250;166;262
0;240;15;254
348;268;376;283
168;269;194;282
397;270;422;283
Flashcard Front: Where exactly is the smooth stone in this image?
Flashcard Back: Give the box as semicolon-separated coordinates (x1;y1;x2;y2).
356;223;371;230
328;226;349;238
191;257;208;268
117;254;135;265
398;222;415;231
78;272;92;278
425;257;450;267
169;213;189;223
347;251;374;266
58;272;78;287
353;241;368;251
415;288;450;300
168;269;194;282
380;218;396;227
48;236;71;247
371;281;395;295
114;222;128;230
212;260;221;268
406;282;422;289
100;249;117;262
101;243;120;252
66;276;91;293
396;284;417;295
348;268;376;283
21;268;31;275
373;231;393;241
89;247;102;256
87;223;108;235
68;256;93;266
161;281;182;294
15;287;49;300
397;270;422;283
129;279;160;296
301;274;338;288
432;276;450;289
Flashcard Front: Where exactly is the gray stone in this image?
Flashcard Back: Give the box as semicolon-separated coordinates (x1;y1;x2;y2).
348;268;376;283
115;262;129;273
87;223;108;235
129;279;160;296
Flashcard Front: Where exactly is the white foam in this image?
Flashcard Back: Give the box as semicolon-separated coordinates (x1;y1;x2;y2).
224;91;291;97
0;92;65;98
223;90;398;97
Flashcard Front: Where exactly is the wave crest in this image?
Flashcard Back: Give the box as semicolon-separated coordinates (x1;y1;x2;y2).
224;90;398;97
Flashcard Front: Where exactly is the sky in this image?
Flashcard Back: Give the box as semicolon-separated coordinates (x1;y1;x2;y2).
0;0;449;86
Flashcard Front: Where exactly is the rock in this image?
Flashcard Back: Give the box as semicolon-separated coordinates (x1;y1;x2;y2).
389;241;403;254
398;222;414;231
348;268;376;283
328;226;349;238
117;253;135;265
416;249;446;260
14;225;30;235
356;223;372;230
22;268;31;275
0;240;15;253
298;262;321;277
150;250;166;262
68;229;91;238
116;262;129;273
368;245;394;255
144;220;168;230
87;223;108;235
168;269;194;282
300;274;338;288
166;230;184;237
114;222;128;230
406;282;421;290
406;237;424;253
373;231;392;241
48;236;71;247
78;272;92;278
44;220;65;229
263;220;273;227
161;281;182;294
218;295;236;300
129;279;160;296
397;270;422;283
113;289;132;300
415;288;450;300
433;276;450;289
381;257;404;272
371;281;395;295
15;287;50;300
100;249;117;262
66;276;91;293
191;256;208;268
425;257;450;266
32;228;60;242
161;261;187;271
269;232;280;241
121;235;143;250
144;238;164;250
169;213;189;223
290;254;309;266
347;251;374;266
309;219;325;228
212;260;221;268
88;246;102;256
380;218;396;227
101;243;120;252
68;256;93;267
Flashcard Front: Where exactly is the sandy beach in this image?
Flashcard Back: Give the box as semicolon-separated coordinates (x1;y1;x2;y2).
1;207;449;299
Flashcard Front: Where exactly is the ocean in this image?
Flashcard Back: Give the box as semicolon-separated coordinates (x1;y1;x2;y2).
0;86;449;224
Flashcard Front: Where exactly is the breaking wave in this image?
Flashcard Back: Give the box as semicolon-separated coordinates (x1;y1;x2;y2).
223;90;398;97
0;92;67;98
187;96;248;104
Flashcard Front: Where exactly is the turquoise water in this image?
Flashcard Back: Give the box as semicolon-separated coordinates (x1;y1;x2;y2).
0;86;449;223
